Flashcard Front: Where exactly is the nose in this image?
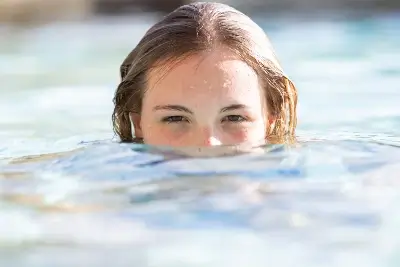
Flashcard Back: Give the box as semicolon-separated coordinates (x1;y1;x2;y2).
196;128;222;147
205;136;222;146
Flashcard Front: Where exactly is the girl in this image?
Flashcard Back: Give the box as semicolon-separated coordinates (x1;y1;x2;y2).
112;1;298;147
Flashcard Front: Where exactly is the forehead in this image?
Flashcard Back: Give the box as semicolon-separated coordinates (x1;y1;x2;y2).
145;48;264;104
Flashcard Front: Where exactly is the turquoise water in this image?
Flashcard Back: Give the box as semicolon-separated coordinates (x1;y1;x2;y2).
1;13;400;266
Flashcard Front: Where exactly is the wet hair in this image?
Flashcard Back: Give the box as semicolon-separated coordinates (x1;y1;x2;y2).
112;1;298;144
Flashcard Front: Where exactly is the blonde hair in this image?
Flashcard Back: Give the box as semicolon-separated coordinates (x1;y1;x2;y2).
112;2;298;144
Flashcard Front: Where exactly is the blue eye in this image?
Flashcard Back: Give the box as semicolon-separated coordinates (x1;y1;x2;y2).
161;116;187;123
223;115;246;122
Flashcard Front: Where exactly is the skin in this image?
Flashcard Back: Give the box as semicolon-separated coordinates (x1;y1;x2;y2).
131;47;274;147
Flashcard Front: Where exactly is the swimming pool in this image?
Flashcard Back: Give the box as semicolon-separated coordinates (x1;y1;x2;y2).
1;12;400;267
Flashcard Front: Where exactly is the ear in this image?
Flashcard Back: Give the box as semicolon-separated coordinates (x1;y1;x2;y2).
129;112;143;138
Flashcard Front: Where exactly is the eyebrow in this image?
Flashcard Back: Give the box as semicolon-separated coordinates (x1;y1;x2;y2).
220;104;248;113
153;105;193;114
152;104;249;114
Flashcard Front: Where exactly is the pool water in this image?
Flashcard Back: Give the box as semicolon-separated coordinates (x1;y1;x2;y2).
0;12;400;267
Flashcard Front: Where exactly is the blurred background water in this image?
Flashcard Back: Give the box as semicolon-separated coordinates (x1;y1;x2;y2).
0;0;400;266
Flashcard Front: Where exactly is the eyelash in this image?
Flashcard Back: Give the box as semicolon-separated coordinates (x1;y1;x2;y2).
222;115;247;123
161;116;188;123
161;115;247;124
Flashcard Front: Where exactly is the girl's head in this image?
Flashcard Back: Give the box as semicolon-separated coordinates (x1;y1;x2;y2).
113;2;297;147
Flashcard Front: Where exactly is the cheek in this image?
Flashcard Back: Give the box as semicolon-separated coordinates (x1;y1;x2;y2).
142;123;189;145
224;126;248;140
223;123;266;143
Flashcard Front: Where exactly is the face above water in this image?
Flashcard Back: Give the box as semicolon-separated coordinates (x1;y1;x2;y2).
131;48;269;147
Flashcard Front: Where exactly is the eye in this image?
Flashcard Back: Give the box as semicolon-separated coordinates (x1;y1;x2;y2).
222;115;247;123
161;116;188;123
